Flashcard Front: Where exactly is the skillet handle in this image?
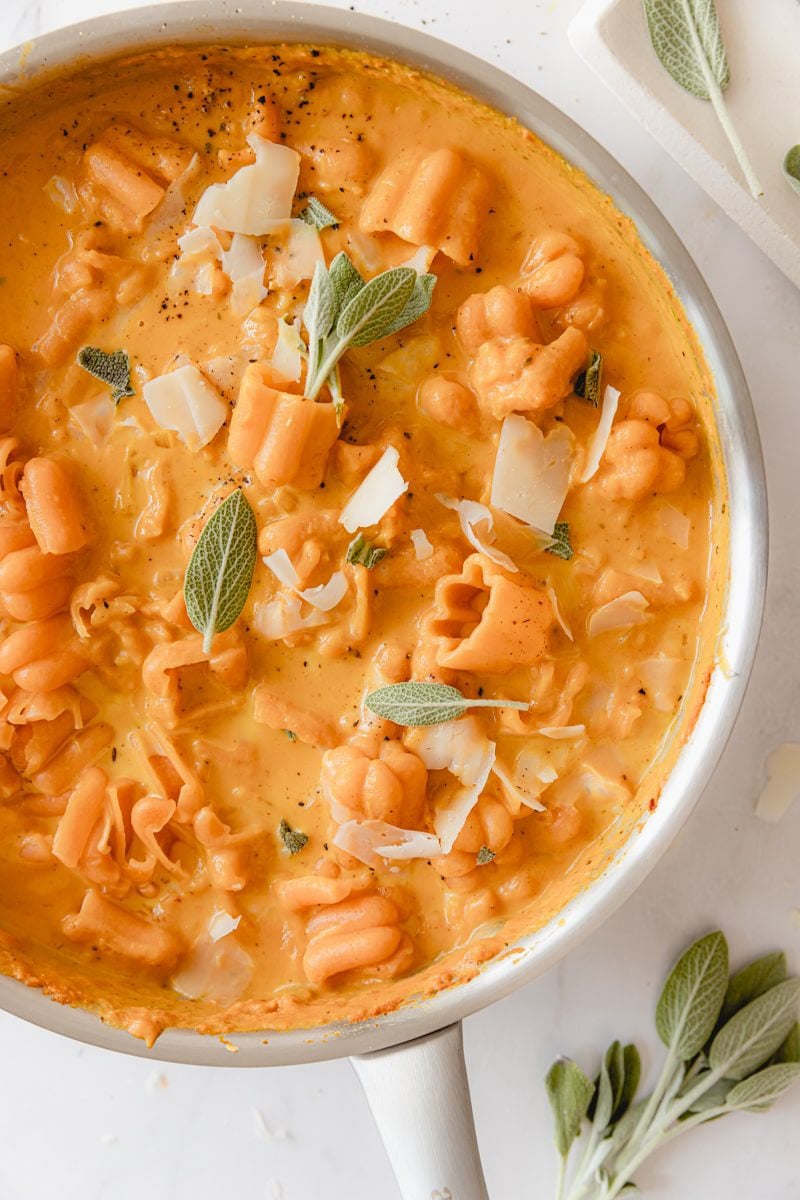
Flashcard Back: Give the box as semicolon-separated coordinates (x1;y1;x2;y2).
351;1021;490;1200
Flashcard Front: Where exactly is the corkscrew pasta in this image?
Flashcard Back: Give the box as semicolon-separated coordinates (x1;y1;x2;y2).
0;44;723;1042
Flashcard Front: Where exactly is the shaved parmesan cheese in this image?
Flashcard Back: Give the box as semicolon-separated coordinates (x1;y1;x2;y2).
638;655;683;712
70;394;116;446
629;561;663;585
143;364;227;450
400;244;437;272
272;219;324;289
580;745;631;803
193;260;216;296
270;317;305;383
537;724;586;739
44;174;78;214
411;528;434;560
755;743;800;823
254;594;329;639
172;934;254;1007
491;760;546;813
203;355;243;397
546;578;573;641
221;233;267;316
177;225;221;258
299;572;348;612
208;910;241;942
409;717;496;853
660;504;691;550
437;495;517;572
491;415;573;535
263;548;300;590
339;446;408;533
587;590;649;638
333;819;441;868
193;134;300;234
581;384;621;483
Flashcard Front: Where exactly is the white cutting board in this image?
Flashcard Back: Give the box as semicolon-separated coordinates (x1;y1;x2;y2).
569;0;800;289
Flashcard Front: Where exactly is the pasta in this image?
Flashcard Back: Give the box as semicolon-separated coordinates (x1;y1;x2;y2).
0;44;721;1041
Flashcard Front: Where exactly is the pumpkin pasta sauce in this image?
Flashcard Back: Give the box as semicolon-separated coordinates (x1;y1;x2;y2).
0;46;723;1041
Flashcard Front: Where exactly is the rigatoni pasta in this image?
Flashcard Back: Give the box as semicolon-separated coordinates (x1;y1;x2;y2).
0;44;722;1043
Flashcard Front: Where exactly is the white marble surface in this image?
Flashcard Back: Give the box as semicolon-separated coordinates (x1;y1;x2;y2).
0;1;798;1197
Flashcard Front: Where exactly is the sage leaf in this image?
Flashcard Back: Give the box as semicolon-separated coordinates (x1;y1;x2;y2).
592;1057;615;1132
574;350;602;406
328;251;366;311
783;145;800;196
642;0;762;198
776;1023;800;1064
298;195;339;230
364;680;529;727
336;266;417;348
726;1062;800;1111
306;260;338;343
720;951;787;1025
476;845;495;866
183;488;257;654
346;533;387;570
546;522;573;561
545;1057;594;1158
76;345;134;403
683;1072;731;1114
278;818;308;855
377;272;437;339
656;931;728;1059
709;979;800;1081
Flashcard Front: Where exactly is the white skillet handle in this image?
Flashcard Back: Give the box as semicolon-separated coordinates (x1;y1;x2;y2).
351;1021;490;1200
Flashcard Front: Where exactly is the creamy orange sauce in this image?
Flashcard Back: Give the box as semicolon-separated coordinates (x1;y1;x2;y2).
0;45;724;1042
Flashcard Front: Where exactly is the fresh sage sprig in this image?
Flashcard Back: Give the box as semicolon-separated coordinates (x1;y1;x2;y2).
298;195;339;230
642;0;762;198
77;345;134;403
783;146;800;196
303;252;436;402
546;931;800;1200
184;488;257;654
365;681;529;727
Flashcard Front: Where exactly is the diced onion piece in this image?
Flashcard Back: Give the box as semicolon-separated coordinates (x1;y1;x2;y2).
411;528;434;560
581;384;621;483
491;416;573;536
755;743;800;823
437;495;517;572
270;317;304;383
298;571;348;613
208;910;241;942
332;819;441;868
660;504;691;550
254;594;329;639
638;655;684;712
143;363;227;450
272;219;324;289
537;724;586;739
400;244;437;272
172;935;254;1007
409;716;496;853
70;394;116;446
339;446;408;533
193;134;300;234
587;590;649;638
263;548;301;590
546;578;573;641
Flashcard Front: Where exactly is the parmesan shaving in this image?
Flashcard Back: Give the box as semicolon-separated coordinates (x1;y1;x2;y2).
638;655;684;712
537;724;586;739
272;219;324;289
208;910;241;942
400;244;437;272
629;561;663;585
409;716;496;853
203;355;243;397
587;590;650;638
755;743;800;823
263;549;348;613
490;415;573;535
581;384;621;483
172;935;254;1007
339;446;408;533
254;594;329;639
193;134;300;234
270;317;305;383
436;495;517;572
660;503;691;550
332;819;441;868
263;548;301;590
411;528;434;560
491;760;546;813
142;364;227;450
546;577;573;641
44;174;78;214
221;233;267;316
70;394;116;446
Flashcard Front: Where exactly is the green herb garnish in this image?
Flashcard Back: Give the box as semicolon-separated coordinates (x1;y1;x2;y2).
76;346;134;403
547;522;574;562
298;195;339;230
573;350;602;407
783;145;800;196
346;534;387;570
284;730;297;742
476;846;495;866
642;0;762;198
546;931;800;1199
183;489;257;654
279;818;308;855
303;253;436;401
364;681;529;728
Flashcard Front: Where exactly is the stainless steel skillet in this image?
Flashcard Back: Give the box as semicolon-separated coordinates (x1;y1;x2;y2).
0;5;767;1197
